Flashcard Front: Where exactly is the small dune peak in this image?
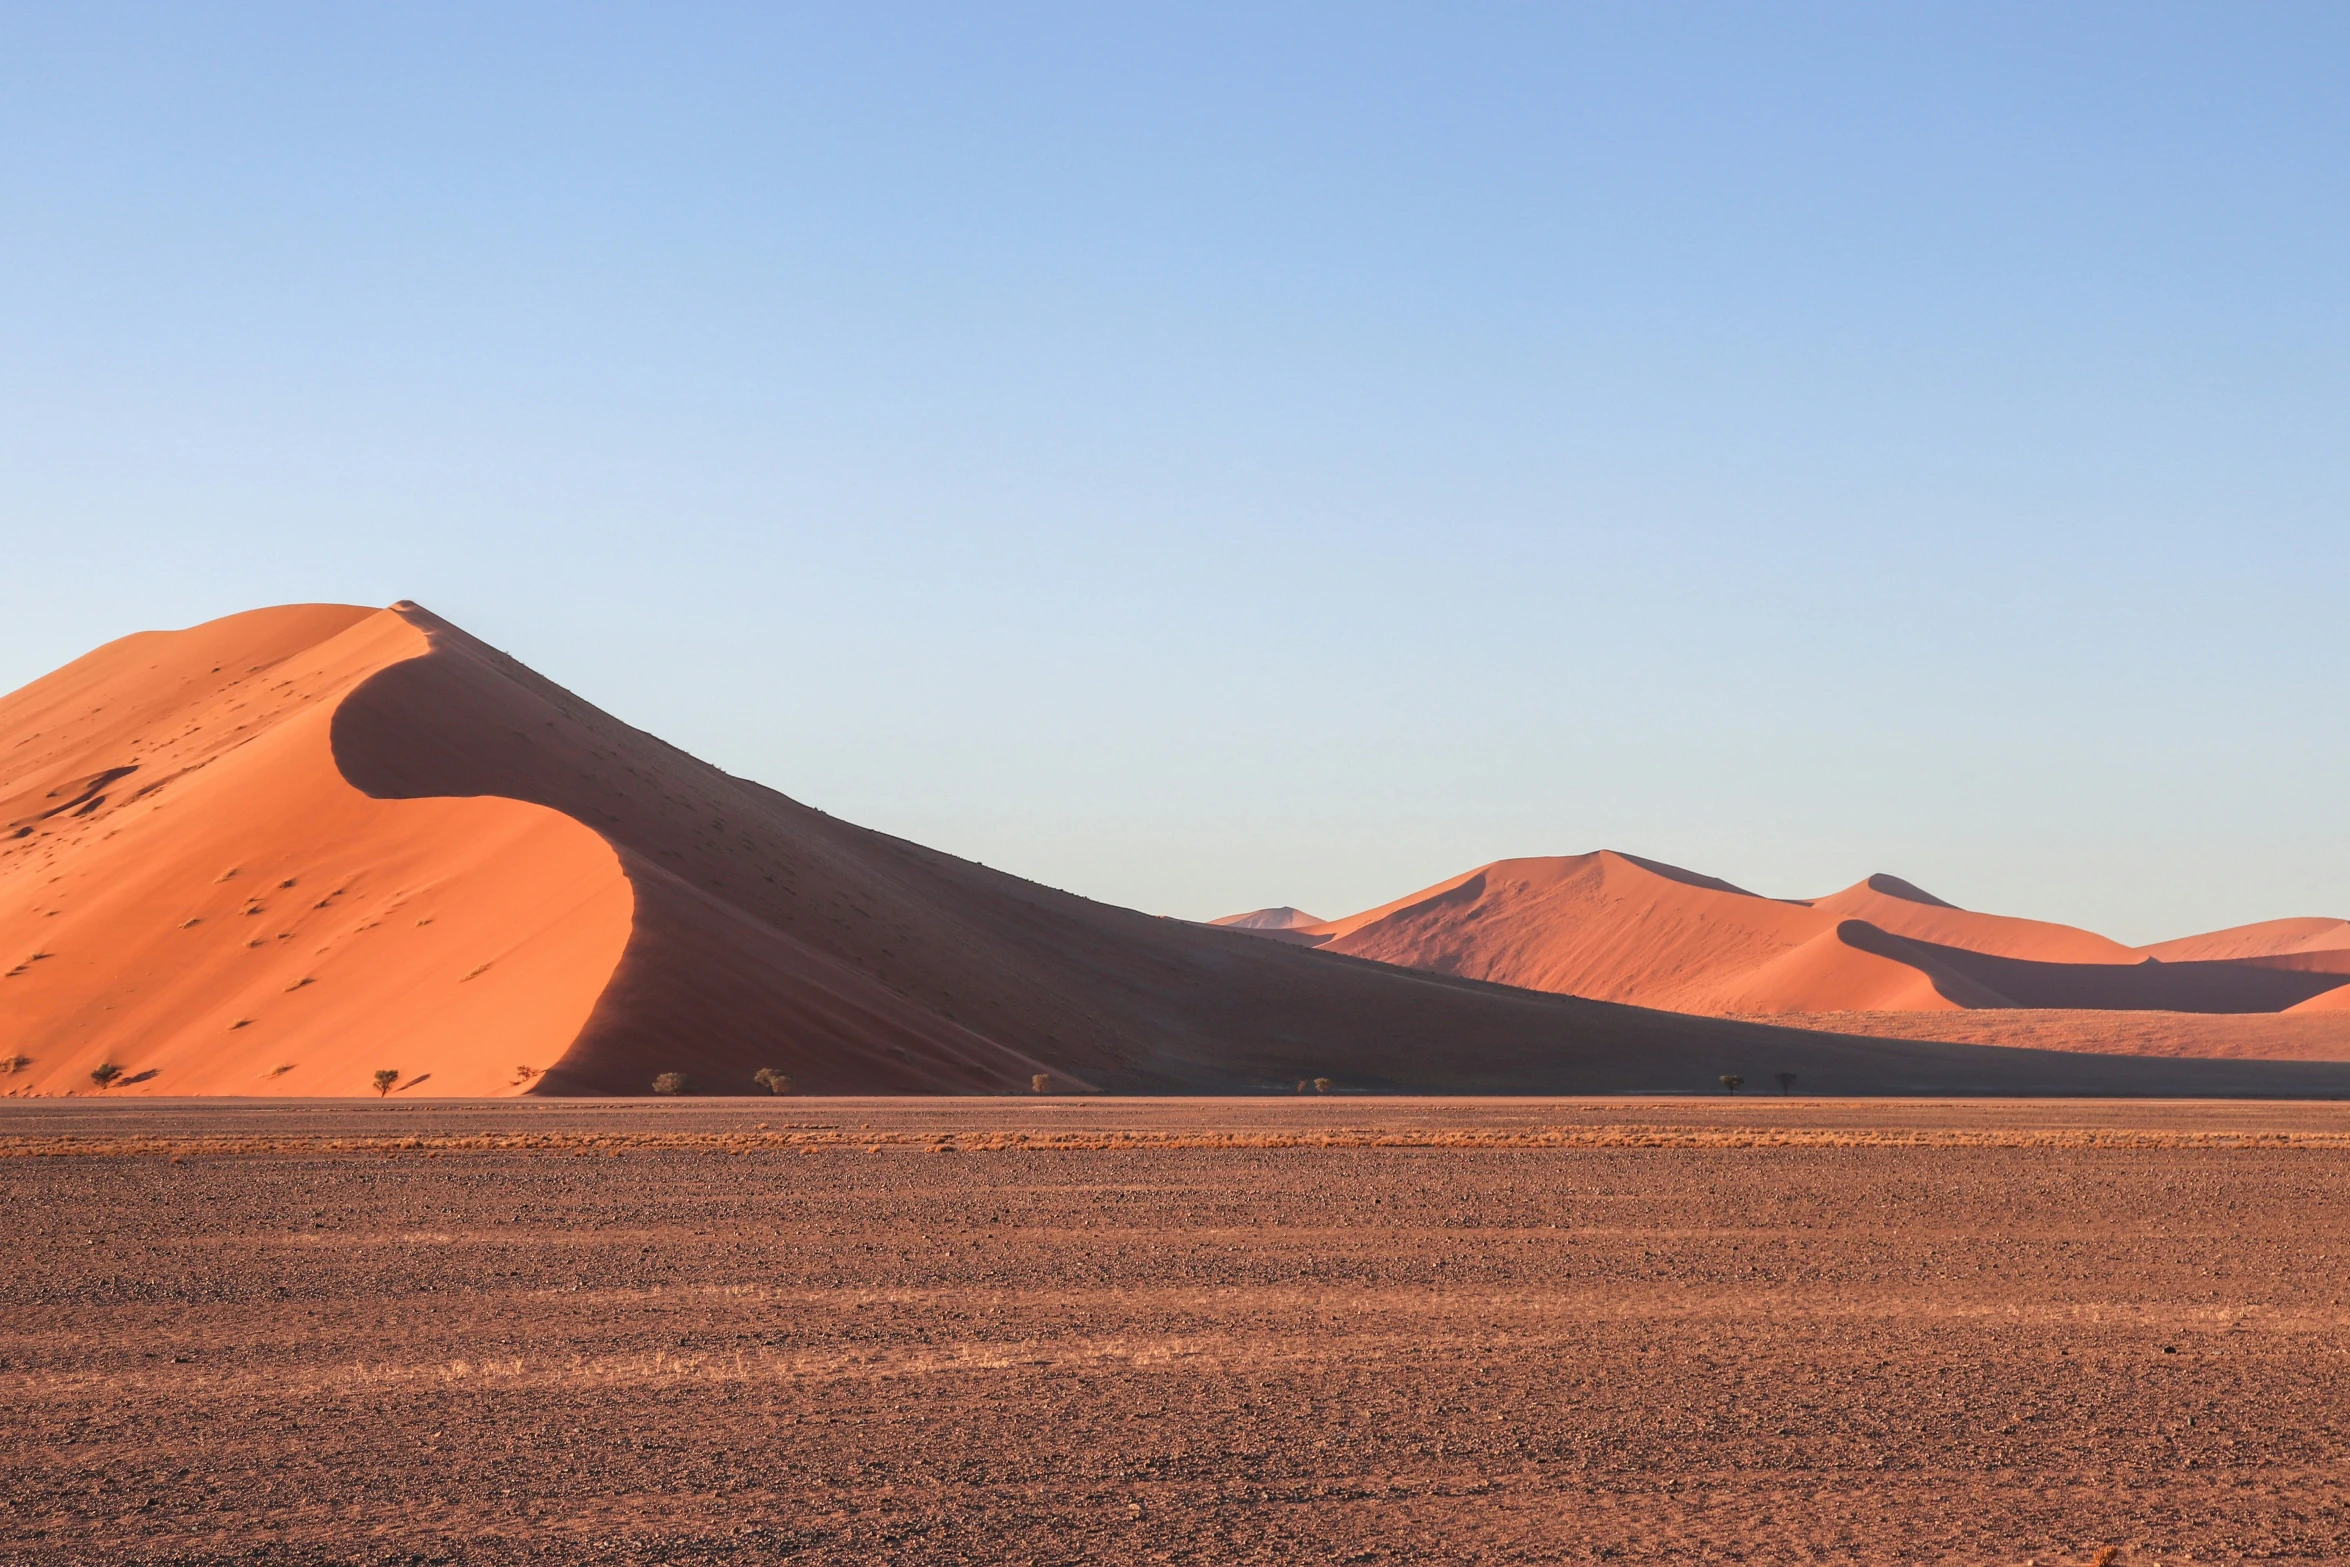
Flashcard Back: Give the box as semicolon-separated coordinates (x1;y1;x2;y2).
1213;906;1325;930
1861;873;1957;909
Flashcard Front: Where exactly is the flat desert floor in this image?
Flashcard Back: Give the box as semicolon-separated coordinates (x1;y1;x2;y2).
6;1098;2350;1565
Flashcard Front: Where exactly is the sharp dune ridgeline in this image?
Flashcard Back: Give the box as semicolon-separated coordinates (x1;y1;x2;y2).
8;602;2350;1097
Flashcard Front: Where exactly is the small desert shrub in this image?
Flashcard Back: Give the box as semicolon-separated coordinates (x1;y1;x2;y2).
1719;1074;1744;1094
652;1071;689;1096
512;1065;542;1085
1030;1073;1052;1094
1;1054;29;1075
372;1069;401;1097
1775;1071;1797;1094
89;1062;123;1090
1313;1077;1333;1094
752;1068;793;1095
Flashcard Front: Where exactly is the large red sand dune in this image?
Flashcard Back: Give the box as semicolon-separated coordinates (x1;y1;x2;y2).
11;603;2350;1096
1220;853;2350;1046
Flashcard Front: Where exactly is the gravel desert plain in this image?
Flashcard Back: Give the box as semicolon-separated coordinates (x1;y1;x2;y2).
8;1095;2350;1566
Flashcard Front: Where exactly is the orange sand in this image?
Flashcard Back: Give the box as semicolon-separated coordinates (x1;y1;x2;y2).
0;606;630;1097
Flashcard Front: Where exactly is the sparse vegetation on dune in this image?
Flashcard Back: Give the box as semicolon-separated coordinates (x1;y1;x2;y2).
371;1069;400;1097
752;1068;792;1094
88;1062;122;1090
651;1072;689;1096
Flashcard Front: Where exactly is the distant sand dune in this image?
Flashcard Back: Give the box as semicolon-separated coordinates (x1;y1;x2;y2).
1216;851;2350;1059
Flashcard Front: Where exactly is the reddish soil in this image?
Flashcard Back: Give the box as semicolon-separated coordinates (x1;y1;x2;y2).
6;1097;2348;1564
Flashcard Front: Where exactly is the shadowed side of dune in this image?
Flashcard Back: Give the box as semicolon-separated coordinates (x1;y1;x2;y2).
1855;927;2350;1012
319;606;2350;1099
328;613;1064;1096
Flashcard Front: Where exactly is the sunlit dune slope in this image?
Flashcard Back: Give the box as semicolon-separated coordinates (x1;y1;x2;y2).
0;606;630;1097
2142;917;2350;963
2287;984;2350;1014
12;603;2350;1096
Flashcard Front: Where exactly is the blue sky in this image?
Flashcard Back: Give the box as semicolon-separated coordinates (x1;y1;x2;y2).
3;3;2344;941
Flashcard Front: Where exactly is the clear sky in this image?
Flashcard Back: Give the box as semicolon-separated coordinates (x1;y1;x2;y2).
3;4;2344;943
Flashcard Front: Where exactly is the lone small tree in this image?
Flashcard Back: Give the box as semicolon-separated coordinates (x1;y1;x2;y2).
371;1069;400;1097
512;1065;542;1086
1719;1074;1744;1094
1030;1073;1052;1095
1775;1071;1797;1095
89;1062;123;1090
1313;1077;1333;1094
652;1072;689;1096
753;1068;793;1095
